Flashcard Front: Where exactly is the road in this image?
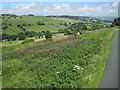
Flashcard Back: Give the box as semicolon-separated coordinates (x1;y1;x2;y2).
98;31;118;88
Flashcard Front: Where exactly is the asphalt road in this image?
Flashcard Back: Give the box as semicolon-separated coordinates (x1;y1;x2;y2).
98;31;118;88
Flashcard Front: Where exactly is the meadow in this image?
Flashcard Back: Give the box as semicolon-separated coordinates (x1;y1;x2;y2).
1;15;76;35
1;15;110;35
2;27;116;88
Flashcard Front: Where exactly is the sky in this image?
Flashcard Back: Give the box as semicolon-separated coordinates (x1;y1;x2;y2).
0;0;119;17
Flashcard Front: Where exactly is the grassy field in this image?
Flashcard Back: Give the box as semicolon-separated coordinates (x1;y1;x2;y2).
1;15;111;35
2;27;116;88
1;16;77;35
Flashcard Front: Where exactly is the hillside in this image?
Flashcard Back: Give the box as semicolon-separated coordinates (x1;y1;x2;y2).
1;14;111;35
2;27;116;88
1;14;118;88
0;14;112;42
1;15;75;35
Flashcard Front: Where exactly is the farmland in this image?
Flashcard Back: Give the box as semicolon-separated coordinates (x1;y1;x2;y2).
2;26;117;88
1;15;76;35
1;14;111;35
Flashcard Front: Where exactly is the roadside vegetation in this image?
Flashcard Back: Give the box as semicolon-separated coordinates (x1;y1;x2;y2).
2;27;116;88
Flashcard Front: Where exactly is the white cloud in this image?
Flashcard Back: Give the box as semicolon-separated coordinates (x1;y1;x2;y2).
52;4;70;10
2;2;118;17
75;4;117;16
42;4;71;15
2;2;45;15
84;5;88;7
112;0;120;7
1;0;118;2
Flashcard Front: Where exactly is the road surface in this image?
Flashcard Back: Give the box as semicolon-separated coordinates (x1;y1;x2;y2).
98;31;118;88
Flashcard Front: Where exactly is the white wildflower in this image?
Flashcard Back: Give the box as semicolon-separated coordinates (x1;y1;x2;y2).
74;66;80;70
84;75;92;81
74;66;79;68
89;75;92;80
56;72;60;74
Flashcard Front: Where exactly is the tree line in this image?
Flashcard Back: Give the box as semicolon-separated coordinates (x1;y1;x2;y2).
1;30;52;41
58;22;108;35
111;17;120;27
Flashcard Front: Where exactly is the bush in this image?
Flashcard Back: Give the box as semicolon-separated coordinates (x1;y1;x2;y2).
11;35;17;41
37;22;45;25
2;26;8;29
37;32;43;38
111;17;120;26
18;33;26;40
22;23;27;26
45;30;52;40
21;39;34;44
25;31;37;37
17;25;21;27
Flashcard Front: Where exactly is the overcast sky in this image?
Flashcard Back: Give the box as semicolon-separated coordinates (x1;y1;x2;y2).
1;0;119;17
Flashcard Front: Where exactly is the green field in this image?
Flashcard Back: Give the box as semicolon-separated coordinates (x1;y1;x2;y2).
2;27;116;88
1;15;111;35
1;15;77;35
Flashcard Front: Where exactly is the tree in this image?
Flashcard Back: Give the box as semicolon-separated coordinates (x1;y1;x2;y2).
38;32;43;38
22;23;27;26
18;33;26;40
29;31;36;37
2;34;12;41
21;28;26;31
37;21;45;25
63;23;68;26
25;31;36;37
45;30;52;39
2;26;8;29
11;35;17;41
28;14;34;16
111;17;120;26
64;29;72;35
17;25;21;27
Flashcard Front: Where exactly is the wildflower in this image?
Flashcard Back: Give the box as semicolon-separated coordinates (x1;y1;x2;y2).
56;72;60;74
89;75;92;80
74;66;80;70
75;66;78;68
84;75;92;81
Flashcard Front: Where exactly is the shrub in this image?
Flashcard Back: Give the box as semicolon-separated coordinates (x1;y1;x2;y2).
37;32;43;38
111;17;120;26
25;31;37;37
17;25;21;27
2;26;8;29
18;33;26;40
21;39;34;44
22;23;27;26
11;35;17;41
37;22;45;25
45;30;52;40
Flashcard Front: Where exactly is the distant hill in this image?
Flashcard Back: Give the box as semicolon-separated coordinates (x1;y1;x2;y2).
46;15;113;23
